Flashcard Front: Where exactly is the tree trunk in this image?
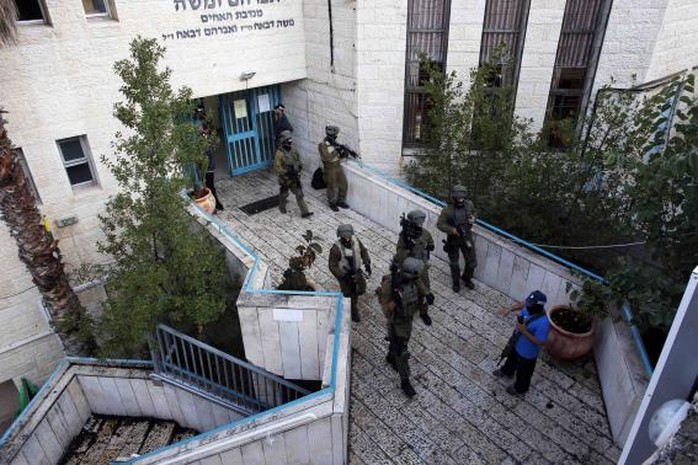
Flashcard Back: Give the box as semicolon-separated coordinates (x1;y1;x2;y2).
0;109;94;355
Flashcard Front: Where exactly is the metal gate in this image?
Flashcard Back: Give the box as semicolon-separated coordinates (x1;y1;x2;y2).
220;85;281;176
150;324;311;416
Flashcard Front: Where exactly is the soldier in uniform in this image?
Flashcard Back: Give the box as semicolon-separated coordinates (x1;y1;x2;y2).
437;185;477;292
273;104;293;148
394;209;436;325
318;125;349;212
329;224;371;322
379;257;429;397
273;130;313;218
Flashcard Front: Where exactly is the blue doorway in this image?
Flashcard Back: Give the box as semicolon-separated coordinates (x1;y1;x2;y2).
219;85;281;176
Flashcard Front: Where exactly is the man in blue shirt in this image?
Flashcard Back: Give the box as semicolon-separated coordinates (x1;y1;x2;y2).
493;290;551;395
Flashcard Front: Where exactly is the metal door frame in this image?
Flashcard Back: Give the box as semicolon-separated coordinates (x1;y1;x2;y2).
220;85;281;176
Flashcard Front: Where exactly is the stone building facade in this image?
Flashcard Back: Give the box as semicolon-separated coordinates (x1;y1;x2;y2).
0;0;696;431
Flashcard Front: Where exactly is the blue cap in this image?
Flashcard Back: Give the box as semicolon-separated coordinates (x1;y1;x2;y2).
525;290;547;307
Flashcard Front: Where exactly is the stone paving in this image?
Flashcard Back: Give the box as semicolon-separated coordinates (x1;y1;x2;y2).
213;168;622;465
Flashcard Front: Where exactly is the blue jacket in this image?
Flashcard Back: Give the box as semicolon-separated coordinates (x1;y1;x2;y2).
515;307;551;359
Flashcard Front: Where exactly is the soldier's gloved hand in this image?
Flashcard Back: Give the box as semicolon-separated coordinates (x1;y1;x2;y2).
426;293;435;305
364;263;372;276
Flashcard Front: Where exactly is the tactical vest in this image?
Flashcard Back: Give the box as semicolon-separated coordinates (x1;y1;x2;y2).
334;239;360;275
319;141;340;166
409;234;430;261
451;206;470;228
280;148;300;173
399;279;420;317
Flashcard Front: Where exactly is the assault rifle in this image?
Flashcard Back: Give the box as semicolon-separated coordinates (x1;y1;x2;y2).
286;164;301;185
330;140;361;160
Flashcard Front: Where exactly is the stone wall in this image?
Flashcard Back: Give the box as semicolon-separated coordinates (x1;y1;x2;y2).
514;0;566;131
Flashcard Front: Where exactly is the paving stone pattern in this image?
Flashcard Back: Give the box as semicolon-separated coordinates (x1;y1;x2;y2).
214;170;622;465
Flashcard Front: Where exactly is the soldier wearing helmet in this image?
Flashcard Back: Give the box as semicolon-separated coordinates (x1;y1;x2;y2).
393;209;436;325
379;257;429;397
273;130;313;218
328;224;371;322
318;125;349;211
437;185;478;292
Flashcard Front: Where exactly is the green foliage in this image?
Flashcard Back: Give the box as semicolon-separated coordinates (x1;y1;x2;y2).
97;37;230;358
407;61;697;338
278;230;323;291
567;278;613;323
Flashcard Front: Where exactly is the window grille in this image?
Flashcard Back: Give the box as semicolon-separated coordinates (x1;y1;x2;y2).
403;0;452;147
57;136;98;188
545;0;612;147
479;0;531;89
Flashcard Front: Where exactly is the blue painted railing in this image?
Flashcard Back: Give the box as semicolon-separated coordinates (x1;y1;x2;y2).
354;160;653;376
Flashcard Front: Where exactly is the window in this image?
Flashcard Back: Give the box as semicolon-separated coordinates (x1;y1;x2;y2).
403;0;452;147
14;0;47;23
83;0;110;17
544;0;612;148
479;0;531;90
13;149;42;203
57;136;98;188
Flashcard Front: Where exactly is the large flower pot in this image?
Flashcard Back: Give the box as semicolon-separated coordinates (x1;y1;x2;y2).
546;305;596;360
194;187;216;214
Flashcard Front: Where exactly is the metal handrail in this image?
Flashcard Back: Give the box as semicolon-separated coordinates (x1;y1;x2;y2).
151;324;311;414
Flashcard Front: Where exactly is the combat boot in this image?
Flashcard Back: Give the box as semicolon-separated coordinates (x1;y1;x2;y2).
420;313;432;326
401;379;416;397
385;354;397;371
329;203;339;212
337;201;349;209
452;280;460;293
351;308;361;322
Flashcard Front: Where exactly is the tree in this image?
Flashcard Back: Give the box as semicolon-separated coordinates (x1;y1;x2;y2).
97;37;230;358
1;5;94;354
0;1;17;47
406;59;697;353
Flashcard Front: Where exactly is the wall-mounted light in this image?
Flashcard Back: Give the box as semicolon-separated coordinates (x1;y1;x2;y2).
240;71;256;81
648;399;690;447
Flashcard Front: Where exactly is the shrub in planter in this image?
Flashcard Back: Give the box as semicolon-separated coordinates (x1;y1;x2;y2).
278;230;323;291
546;279;612;360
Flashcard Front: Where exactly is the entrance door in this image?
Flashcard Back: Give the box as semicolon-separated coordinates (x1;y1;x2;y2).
220;85;281;176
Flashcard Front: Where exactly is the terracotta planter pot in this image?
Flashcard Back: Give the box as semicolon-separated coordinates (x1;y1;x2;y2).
546;305;596;360
194;187;216;214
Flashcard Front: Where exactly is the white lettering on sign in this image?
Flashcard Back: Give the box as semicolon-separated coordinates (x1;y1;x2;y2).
273;308;304;322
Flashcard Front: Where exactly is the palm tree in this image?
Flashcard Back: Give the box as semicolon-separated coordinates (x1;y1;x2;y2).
0;5;94;354
0;1;18;46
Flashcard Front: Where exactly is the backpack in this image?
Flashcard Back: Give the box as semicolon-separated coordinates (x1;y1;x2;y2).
311;167;326;190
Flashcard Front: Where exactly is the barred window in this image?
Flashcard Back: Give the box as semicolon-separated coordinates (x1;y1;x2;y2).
479;0;531;90
545;0;612;148
403;0;452;148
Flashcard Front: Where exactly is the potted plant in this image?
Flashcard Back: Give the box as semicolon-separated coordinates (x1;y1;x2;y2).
187;156;216;214
547;279;611;360
186;109;217;214
278;230;323;291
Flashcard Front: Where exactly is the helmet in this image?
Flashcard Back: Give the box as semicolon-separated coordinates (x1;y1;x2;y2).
336;224;354;239
325;125;340;137
525;290;547;307
401;257;424;280
279;130;293;144
451;185;467;199
406;209;427;226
